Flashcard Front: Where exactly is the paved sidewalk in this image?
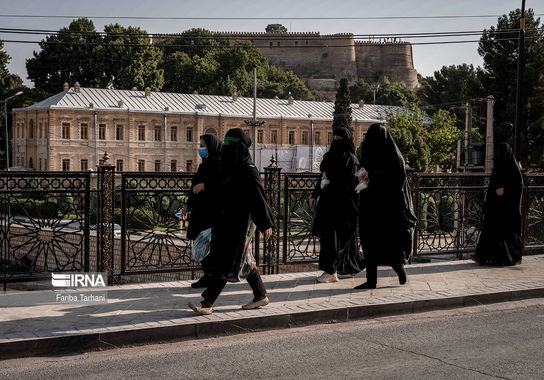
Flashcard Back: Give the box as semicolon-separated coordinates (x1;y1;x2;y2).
1;255;544;359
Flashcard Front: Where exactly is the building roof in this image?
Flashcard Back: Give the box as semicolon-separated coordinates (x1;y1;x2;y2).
15;87;400;122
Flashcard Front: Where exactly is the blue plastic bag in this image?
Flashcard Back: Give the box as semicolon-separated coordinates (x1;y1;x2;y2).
191;228;212;263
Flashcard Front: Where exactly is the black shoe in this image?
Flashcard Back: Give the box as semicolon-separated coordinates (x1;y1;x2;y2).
191;276;211;288
354;282;376;290
394;265;407;285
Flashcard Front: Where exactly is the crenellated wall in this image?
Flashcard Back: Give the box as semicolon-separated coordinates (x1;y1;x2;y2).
154;31;419;97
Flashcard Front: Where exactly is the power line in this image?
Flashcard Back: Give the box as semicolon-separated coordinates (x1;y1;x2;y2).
1;35;541;48
1;27;542;40
0;13;543;20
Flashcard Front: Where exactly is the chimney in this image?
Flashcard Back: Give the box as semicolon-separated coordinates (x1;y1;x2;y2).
63;82;69;91
164;106;169;111
193;90;199;95
273;95;279;99
145;87;151;97
232;91;238;101
132;86;138;91
359;99;365;108
118;100;124;108
89;102;94;109
287;94;294;105
74;82;80;92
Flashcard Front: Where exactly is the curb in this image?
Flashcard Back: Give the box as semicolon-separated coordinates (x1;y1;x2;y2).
2;286;544;360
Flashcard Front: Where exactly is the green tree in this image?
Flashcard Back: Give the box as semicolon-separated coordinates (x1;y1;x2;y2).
160;29;313;100
384;106;430;172
265;24;288;33
476;8;544;166
424;109;462;170
349;77;419;106
261;66;313;100
103;24;164;90
26;18;107;93
349;79;372;104
332;78;352;132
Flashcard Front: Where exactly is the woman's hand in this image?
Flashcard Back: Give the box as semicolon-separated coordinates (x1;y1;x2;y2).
181;205;189;221
358;171;369;182
193;183;205;194
309;198;317;209
264;228;273;241
496;187;504;196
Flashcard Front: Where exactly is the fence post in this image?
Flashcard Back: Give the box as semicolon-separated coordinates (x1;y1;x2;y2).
521;170;529;251
264;157;282;274
412;173;420;260
97;152;115;285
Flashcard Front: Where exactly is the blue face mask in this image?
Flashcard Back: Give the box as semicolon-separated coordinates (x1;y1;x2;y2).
198;147;208;159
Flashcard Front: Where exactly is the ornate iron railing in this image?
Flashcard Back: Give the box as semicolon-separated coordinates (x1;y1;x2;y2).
120;172;196;277
524;173;544;250
1;169;543;287
1;171;90;290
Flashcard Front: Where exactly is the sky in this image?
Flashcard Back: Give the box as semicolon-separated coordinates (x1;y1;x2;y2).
1;0;542;87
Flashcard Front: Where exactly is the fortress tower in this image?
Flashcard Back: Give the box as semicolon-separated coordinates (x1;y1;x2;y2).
155;31;419;99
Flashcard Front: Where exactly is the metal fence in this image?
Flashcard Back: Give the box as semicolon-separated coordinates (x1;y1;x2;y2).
1;166;543;287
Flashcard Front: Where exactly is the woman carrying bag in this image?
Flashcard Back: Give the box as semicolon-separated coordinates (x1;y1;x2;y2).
355;123;416;289
309;127;365;283
182;134;223;288
188;128;274;315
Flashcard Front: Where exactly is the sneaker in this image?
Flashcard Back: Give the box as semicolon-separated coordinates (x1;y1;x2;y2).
188;301;213;315
316;272;338;283
242;296;270;310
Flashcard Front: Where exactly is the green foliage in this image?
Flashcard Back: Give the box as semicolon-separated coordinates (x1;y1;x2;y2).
26;18;108;93
265;24;288;33
103;24;164;91
26;18;164;93
476;8;544;166
417;64;479;130
332;78;352;132
384;106;430;172
424;109;462;170
383;105;461;172
160;29;312;100
350;77;419;106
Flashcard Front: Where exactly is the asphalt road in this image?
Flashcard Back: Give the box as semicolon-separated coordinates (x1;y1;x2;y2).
2;299;543;380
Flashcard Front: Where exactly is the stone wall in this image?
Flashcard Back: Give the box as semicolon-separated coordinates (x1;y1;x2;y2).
154;31;419;97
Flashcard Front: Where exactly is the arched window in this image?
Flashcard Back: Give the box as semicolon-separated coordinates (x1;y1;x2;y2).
29;120;34;139
28;157;33;169
204;128;217;136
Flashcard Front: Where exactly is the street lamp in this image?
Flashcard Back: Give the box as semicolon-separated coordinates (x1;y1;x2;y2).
3;91;23;171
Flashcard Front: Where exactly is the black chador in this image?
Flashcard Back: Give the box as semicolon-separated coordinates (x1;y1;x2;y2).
355;124;416;289
473;143;523;266
311;127;365;281
188;128;274;315
186;134;223;240
185;134;223;288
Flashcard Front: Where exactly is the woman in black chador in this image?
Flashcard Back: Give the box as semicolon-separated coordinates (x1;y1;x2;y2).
472;142;523;266
188;128;274;315
182;134;223;288
355;123;416;289
310;127;365;283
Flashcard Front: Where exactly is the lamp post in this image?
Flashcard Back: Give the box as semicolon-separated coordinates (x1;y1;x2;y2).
3;91;23;170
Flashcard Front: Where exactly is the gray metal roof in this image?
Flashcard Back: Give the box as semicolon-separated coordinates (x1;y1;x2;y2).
15;87;399;122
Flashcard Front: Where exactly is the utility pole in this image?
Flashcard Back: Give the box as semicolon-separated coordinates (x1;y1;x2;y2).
371;83;380;105
485;95;495;173
514;0;526;161
3;91;23;170
244;67;265;167
464;102;472;170
309;115;314;172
